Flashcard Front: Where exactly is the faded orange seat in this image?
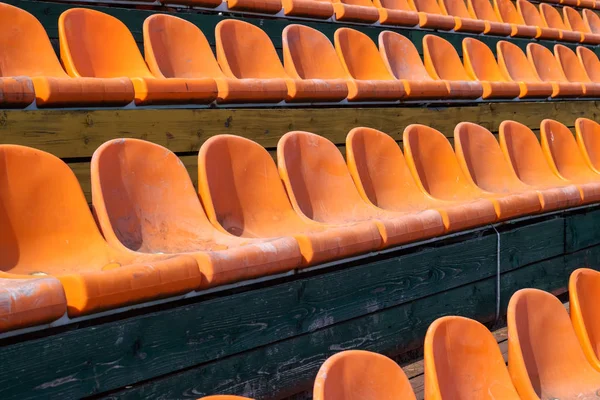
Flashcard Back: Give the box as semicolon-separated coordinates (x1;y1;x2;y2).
334;28;405;101
314;350;416;400
0;3;132;108
330;0;381;22
467;0;513;35
527;43;584;98
540;3;584;42
439;0;486;33
408;0;457;29
281;25;349;102
282;0;335;18
508;289;600;400
496;41;553;98
583;8;600;33
422;35;484;99
569;268;600;372
226;0;282;13
517;0;562;40
564;6;600;43
462;38;521;99
0;145;201;317
455;122;579;212
577;46;600;85
373;0;420;26
378;31;449;99
197;135;382;265
499;120;594;204
59;8;215;106
346;127;497;232
425;316;521;400
91;139;302;288
278;131;445;247
494;0;540;37
575;117;600;173
554;44;600;96
198;396;254;400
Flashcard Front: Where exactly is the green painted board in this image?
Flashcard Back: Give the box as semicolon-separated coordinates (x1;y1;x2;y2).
565;206;600;253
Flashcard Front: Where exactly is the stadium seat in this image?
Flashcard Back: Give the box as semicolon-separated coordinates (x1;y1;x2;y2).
576;46;600;84
569;268;600;372
334;28;405;101
454;122;580;211
462;38;521;99
282;0;335;18
403;124;540;220
59;8;216;106
91;138;303;288
517;0;562;40
197;135;383;264
330;0;381;22
575;117;600;173
281;25;349;102
563;6;600;43
278;131;446;247
508;289;600;400
378;31;449;99
313;350;417;400
422;35;484;99
226;0;282;13
527;43;584;97
0;145;201;317
425;316;521;400
554;44;600;96
407;0;457;29
439;0;486;33
499;120;596;203
166;0;223;8
493;0;539;37
198;396;254;400
496;41;554;98
372;0;420;26
467;0;513;35
346;127;497;232
583;8;600;33
540;3;584;42
0;3;133;108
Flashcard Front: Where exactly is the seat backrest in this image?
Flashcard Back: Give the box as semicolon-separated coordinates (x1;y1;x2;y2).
423;35;472;81
0;3;67;78
497;41;542;82
575;117;600;171
554;44;592;83
540;118;591;178
282;24;348;80
468;0;502;22
59;8;152;78
583;8;600;33
526;43;569;83
440;0;474;18
409;0;445;14
313;350;417;400
494;0;527;24
576;46;600;82
378;31;433;81
517;0;548;28
375;0;413;11
540;3;569;30
463;38;507;82
215;20;287;79
570;268;600;368
563;6;591;33
425;316;521;400
143;14;225;79
334;28;396;81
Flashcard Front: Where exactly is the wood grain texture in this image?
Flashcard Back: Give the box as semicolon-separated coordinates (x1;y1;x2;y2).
565;206;600;253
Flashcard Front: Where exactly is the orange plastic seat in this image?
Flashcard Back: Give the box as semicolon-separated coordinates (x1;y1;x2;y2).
314;350;416;400
372;0;420;26
0;145;201;317
198;396;254;400
0;3;133;108
577;45;600;84
455;122;579;211
404;124;540;221
278;131;446;247
439;0;486;33
575;117;600;173
583;8;600;33
165;0;223;8
494;0;540;37
554;44;600;96
226;0;282;13
467;0;513;35
517;0;562;40
499;120;597;203
462;38;521;99
346;127;497;232
563;6;600;43
540;3;584;42
527;43;584;97
425;316;521;400
282;0;335;18
378;31;449;100
408;0;457;29
570;268;600;373
281;25;348;102
423;35;484;99
508;288;600;400
334;28;405;101
330;0;381;22
91;139;303;288
496;41;554;98
197;135;382;265
59;9;215;106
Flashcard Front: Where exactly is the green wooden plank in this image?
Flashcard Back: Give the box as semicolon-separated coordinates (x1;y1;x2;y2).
565;206;600;253
564;241;600;273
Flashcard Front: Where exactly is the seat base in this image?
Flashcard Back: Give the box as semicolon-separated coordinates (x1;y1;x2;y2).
282;0;334;18
560;29;584;42
402;79;450;99
481;81;520;99
215;77;288;103
537;26;562;40
484;20;513;36
487;191;541;221
347;79;406;101
550;81;584;98
417;11;456;30
445;80;484;99
510;24;539;38
378;8;420;26
286;78;349;102
332;3;381;22
517;81;553;99
374;209;445;247
582;32;600;44
132;77;218;105
453;16;486;33
535;184;582;211
0;76;35;108
227;0;282;13
32;76;134;107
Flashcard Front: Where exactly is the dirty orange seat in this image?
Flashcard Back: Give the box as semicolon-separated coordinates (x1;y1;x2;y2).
0;145;201;317
313;350;416;400
282;0;334;18
517;0;562;40
455;122;579;212
198;396;254;400
575;117;600;173
278;131;446;247
499;120;596;204
527;43;584;98
281;25;349;102
330;0;381;23
462;38;521;99
569;268;600;372
346;127;497;232
423;35;484;99
467;0;513;35
378;31;449;100
583;8;600;33
508;288;600;400
226;0;282;13
198;135;382;265
554;44;600;96
334;28;405;101
439;0;486;33
496;41;554;98
564;6;600;43
576;45;600;85
372;0;420;26
91;139;303;288
540;3;584;42
425;316;521;400
404;124;543;221
494;0;540;37
408;0;457;29
59;8;215;106
0;3;133;108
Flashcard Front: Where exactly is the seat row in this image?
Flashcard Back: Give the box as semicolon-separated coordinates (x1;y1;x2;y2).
2;117;599;332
